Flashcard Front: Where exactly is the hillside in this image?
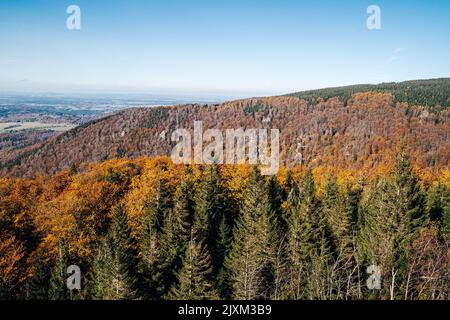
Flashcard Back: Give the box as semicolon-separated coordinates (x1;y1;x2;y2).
1;79;449;177
289;78;450;107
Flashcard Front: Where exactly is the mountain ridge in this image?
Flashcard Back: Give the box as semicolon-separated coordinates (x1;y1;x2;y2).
1;78;449;177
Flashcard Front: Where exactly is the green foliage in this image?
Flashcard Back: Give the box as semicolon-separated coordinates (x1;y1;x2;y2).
289;78;450;109
48;242;69;300
243;104;271;116
284;180;314;299
144;108;169;128
426;183;450;240
195;165;231;273
358;154;424;299
226;168;276;299
322;175;356;253
167;238;217;300
92;205;138;300
3;150;449;300
25;257;49;300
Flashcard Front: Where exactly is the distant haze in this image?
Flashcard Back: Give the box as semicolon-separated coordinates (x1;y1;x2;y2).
1;0;449;95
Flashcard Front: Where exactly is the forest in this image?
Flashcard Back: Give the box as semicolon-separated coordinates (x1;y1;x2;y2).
289;78;450;108
0;152;448;300
1;79;449;300
1;91;449;178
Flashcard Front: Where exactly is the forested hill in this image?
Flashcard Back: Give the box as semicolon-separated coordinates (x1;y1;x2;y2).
1;78;449;177
288;78;450;108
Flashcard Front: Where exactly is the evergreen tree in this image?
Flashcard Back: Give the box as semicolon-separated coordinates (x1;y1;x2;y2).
393;149;425;226
284;169;335;299
284;170;315;299
226;167;276;299
173;172;195;247
426;182;450;240
152;177;174;232
284;171;295;201
48;242;69;300
91;236;115;299
138;176;176;298
92;205;138;300
25;256;49;300
149;208;182;297
167;235;217;300
195;165;230;273
267;176;283;219
215;212;233;299
322;175;356;253
442;190;450;241
359;156;422;300
321;177;360;298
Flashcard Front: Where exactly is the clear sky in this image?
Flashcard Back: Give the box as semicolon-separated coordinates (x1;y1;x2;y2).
1;0;449;96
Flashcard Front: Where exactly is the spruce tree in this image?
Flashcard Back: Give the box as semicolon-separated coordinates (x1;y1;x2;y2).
426;182;450;240
321;177;360;298
173;171;196;251
267;176;283;219
358;151;423;300
138;176;176;298
226;167;276;299
92;205;138;300
91;236;115;299
393;149;425;226
284;173;314;299
167;236;217;300
48;242;69;300
322;175;356;253
215;212;233;298
149;208;182;297
194;165;230;273
285;169;334;299
25;256;49;300
152;177;174;232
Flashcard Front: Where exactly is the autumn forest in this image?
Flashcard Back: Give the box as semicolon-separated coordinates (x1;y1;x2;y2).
0;79;449;300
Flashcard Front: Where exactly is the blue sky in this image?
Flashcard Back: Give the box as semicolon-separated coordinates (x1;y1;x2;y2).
0;0;449;96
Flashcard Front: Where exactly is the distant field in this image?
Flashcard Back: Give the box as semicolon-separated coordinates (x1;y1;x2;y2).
0;121;76;133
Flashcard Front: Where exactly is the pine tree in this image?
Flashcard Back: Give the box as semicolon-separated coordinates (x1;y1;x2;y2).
393;149;425;226
321;177;360;298
48;242;69;300
426;182;450;240
25;256;49;300
152;176;174;232
92;205;138;300
167;235;217;300
284;172;314;299
91;236;114;299
195;165;230;273
442;190;450;241
173;170;196;252
267;176;283;219
215;212;233;298
284;169;334;299
359;152;423;300
138;176;176;298
226;167;276;299
149;208;182;297
265;174;287;300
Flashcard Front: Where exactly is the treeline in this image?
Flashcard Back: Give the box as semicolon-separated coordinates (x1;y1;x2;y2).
1;152;448;300
2;90;449;178
289;78;450;108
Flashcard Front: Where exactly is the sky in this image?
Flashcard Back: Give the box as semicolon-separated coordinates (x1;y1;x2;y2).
0;0;449;97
